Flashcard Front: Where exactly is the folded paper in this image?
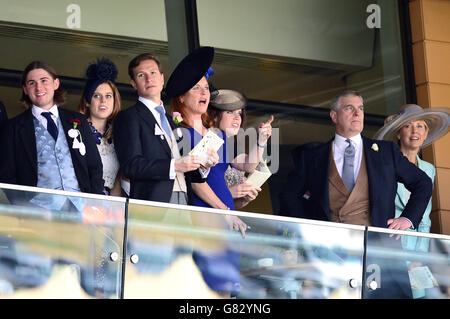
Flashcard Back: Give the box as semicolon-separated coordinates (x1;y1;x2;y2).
189;129;224;165
409;266;438;290
246;160;272;188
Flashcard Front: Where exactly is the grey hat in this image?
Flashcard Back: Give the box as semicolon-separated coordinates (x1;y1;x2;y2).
209;89;247;111
374;104;450;148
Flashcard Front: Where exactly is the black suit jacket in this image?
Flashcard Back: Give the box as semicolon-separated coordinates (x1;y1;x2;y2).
114;101;204;204
279;142;322;219
0;101;7;129
0;107;104;195
292;136;432;229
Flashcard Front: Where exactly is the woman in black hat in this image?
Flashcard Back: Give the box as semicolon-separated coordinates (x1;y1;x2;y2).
166;48;249;231
166;47;249;297
78;58;122;196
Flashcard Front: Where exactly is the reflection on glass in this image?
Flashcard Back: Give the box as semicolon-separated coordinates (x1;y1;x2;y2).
0;185;125;299
1;185;449;299
363;230;450;299
239;219;365;299
197;0;406;116
124;202;230;298
125;200;365;299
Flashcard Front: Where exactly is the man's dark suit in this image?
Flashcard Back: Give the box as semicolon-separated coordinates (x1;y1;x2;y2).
290;135;432;298
279;142;322;219
0;107;104;195
0;101;7;128
114;101;203;204
293;136;432;229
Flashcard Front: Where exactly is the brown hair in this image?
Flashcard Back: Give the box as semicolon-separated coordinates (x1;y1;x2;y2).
207;106;247;129
21;61;66;109
128;53;163;80
169;96;211;129
78;81;121;141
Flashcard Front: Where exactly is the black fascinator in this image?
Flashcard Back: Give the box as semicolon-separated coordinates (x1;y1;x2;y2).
84;58;118;103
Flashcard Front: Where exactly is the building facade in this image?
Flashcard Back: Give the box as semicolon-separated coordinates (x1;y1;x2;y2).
0;0;448;233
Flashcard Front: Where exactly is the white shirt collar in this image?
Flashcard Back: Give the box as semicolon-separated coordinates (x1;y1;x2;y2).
334;133;362;149
139;96;163;111
32;104;59;119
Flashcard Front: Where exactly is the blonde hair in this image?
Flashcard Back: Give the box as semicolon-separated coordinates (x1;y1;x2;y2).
396;119;429;145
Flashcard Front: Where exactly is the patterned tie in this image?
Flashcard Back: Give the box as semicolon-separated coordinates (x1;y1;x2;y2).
155;105;172;140
41;112;58;141
342;139;355;191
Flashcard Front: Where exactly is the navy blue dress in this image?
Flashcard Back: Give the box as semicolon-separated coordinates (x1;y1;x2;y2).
190;128;234;210
188;127;241;294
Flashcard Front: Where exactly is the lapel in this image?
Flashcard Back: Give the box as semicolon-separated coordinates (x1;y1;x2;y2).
59;108;85;172
362;136;383;208
328;148;349;196
396;182;406;206
316;140;332;217
396;154;423;207
18;109;37;174
167;113;183;142
136;101;172;157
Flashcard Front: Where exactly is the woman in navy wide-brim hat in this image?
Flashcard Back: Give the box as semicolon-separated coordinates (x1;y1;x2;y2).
166;46;215;131
166;46;244;297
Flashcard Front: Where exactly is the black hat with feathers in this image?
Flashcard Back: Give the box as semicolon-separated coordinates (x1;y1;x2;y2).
84;58;118;103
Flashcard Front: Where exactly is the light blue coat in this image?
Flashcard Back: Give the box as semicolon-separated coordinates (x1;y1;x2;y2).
395;155;435;250
395;155;435;298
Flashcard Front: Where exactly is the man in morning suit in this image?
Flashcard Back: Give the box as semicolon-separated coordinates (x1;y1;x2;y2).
0;61;104;210
0;101;7;128
292;90;433;298
114;53;217;205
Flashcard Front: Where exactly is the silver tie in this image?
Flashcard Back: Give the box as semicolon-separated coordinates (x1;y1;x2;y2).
155;105;172;140
342;139;355;191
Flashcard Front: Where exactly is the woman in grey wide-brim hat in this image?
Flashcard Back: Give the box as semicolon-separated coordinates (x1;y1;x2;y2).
208;89;273;209
374;103;449;299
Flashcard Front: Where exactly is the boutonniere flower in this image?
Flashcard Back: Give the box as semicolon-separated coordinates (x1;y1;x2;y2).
172;112;183;125
371;143;379;152
68;118;86;156
69;118;81;129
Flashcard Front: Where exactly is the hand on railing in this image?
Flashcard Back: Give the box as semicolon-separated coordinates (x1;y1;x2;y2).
225;215;247;238
387;217;412;239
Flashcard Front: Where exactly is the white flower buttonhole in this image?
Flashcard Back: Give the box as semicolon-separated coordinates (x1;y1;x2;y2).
70;129;86;156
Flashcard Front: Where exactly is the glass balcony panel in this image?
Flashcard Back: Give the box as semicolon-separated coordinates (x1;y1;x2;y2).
363;227;450;299
124;199;365;299
0;183;126;299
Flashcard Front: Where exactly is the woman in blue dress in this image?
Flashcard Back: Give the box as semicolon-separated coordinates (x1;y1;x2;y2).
165;47;272;296
170;84;273;235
